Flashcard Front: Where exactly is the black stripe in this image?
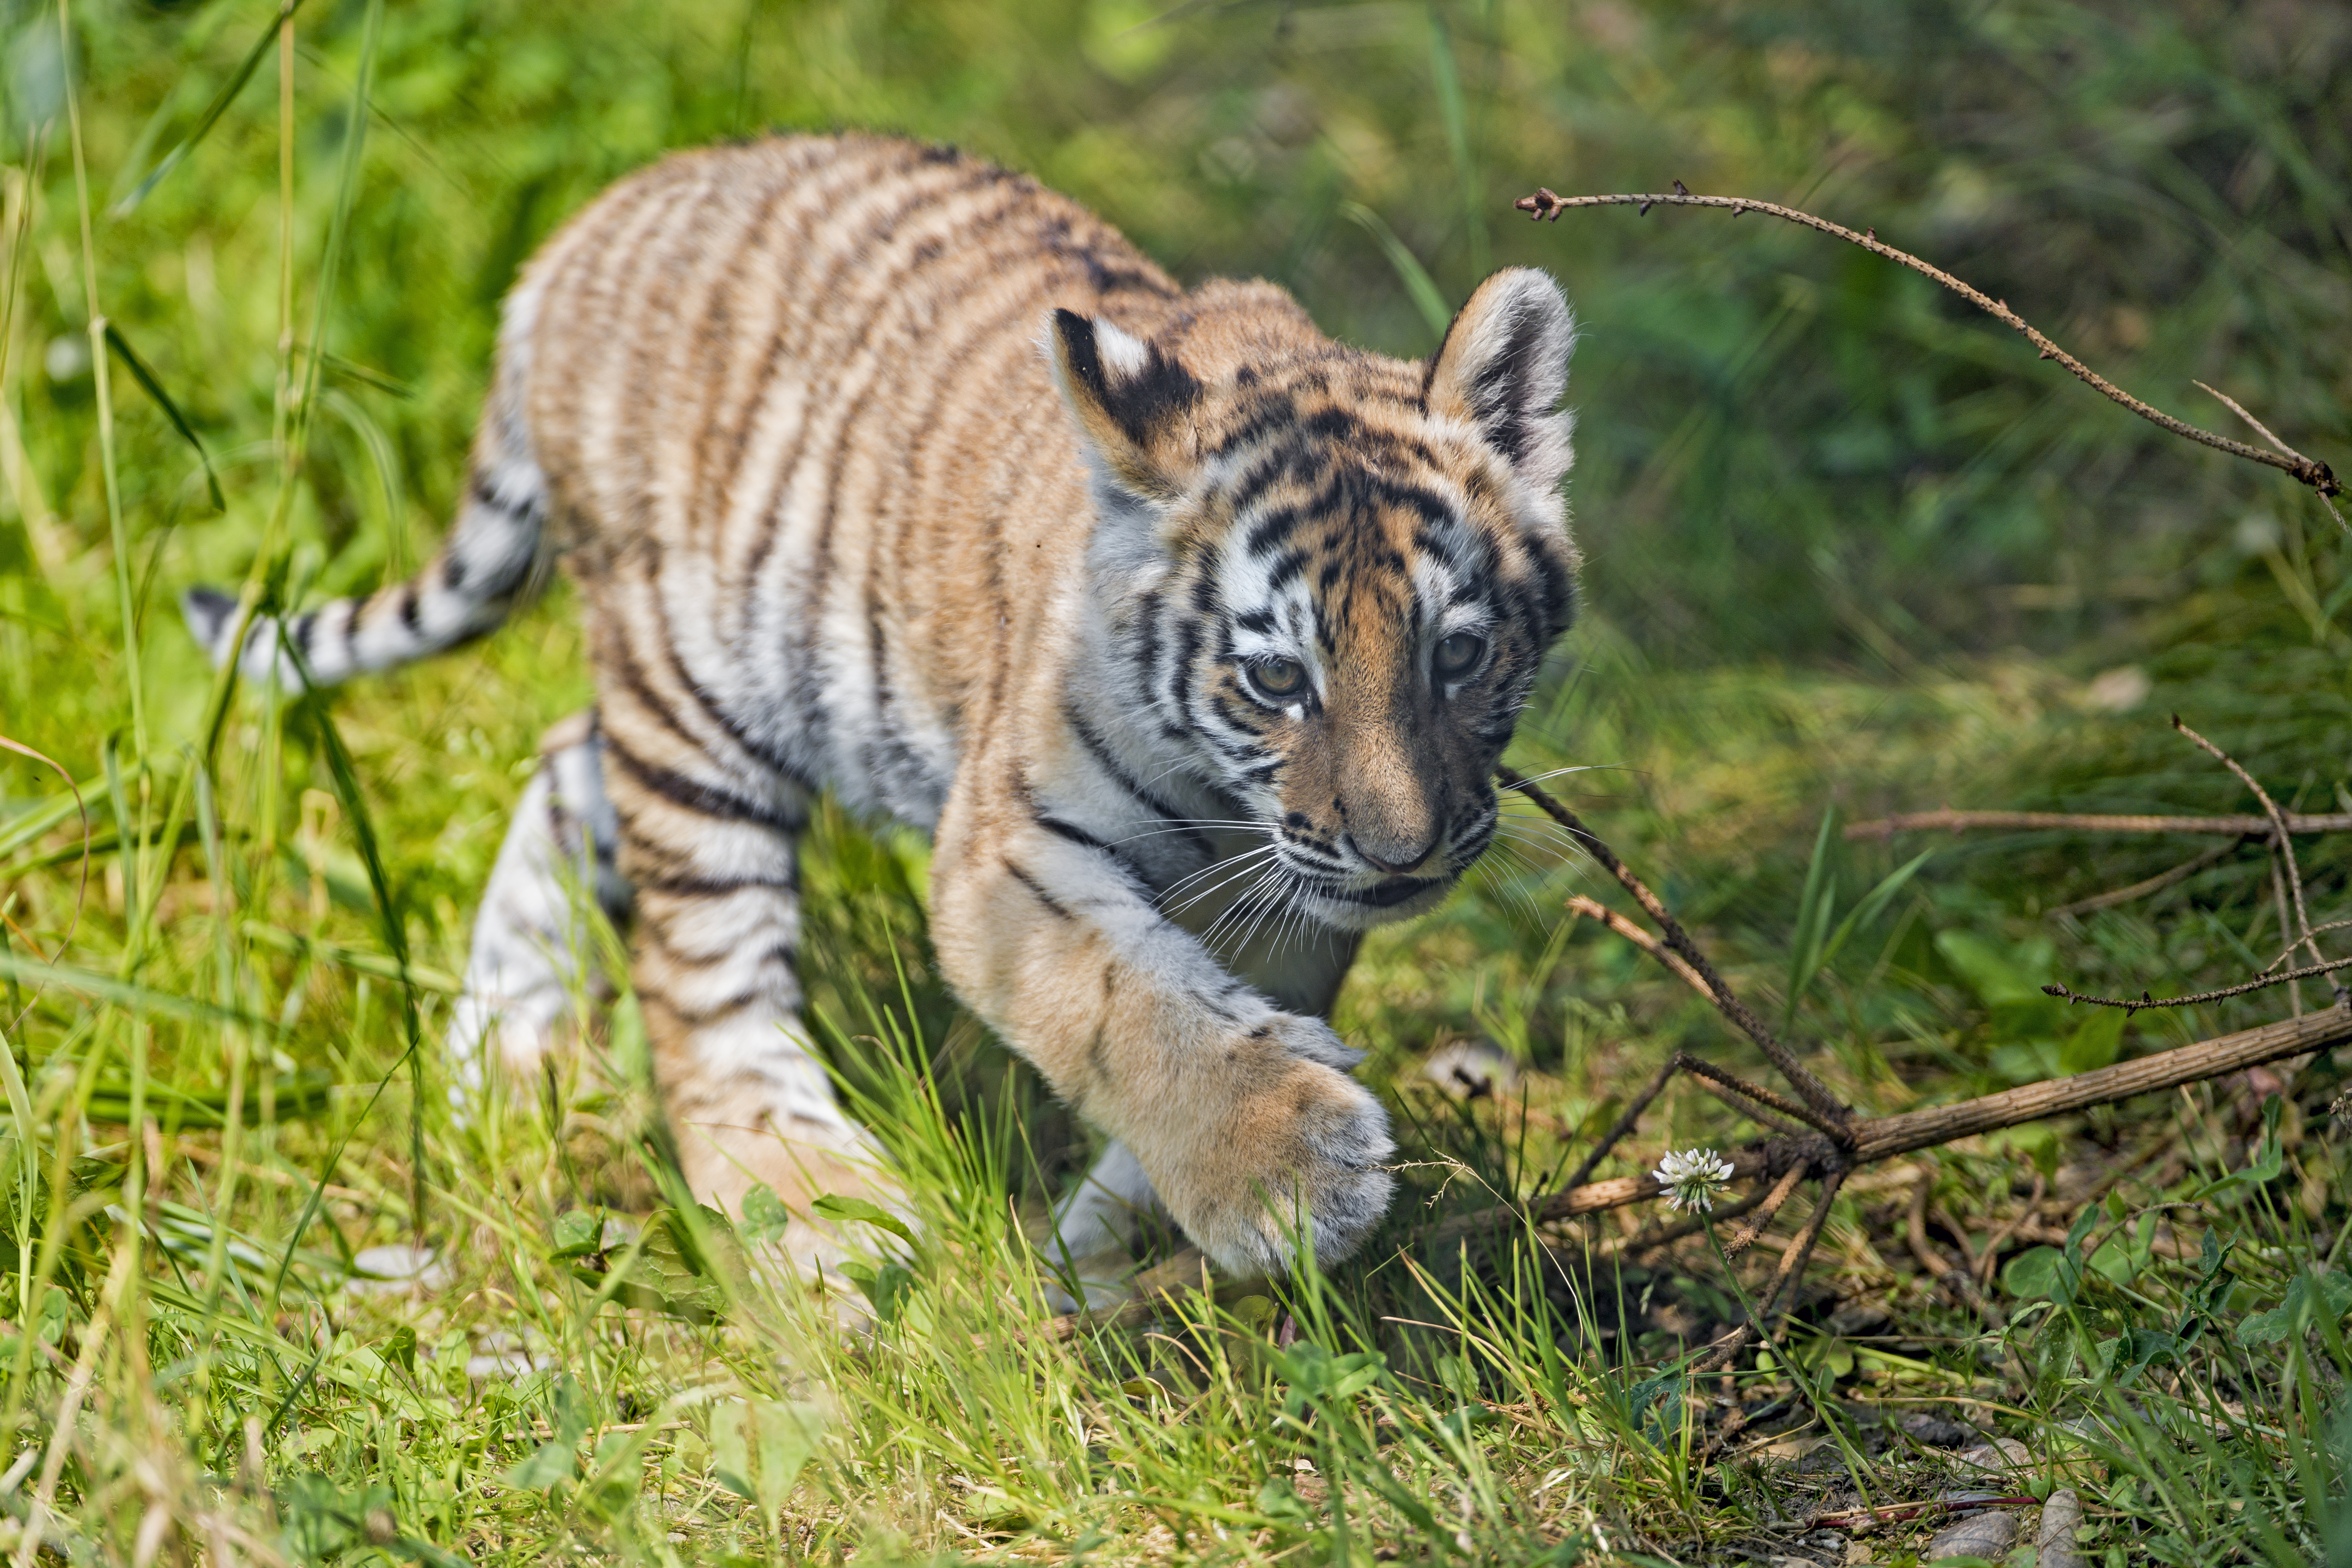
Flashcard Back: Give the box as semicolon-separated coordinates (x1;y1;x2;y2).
467;470;533;520
1061;701;1215;862
1266;548;1309;591
633;869;798;898
1243;504;1307;560
1004;859;1073;921
603;738;802;834
655;632;820;793
1036;814;1113;853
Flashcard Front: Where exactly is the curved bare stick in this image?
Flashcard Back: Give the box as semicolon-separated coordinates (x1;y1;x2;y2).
2043;955;2352;1013
1514;186;2340;499
2171;715;2330;985
1501;768;1853;1130
1846;808;2343;840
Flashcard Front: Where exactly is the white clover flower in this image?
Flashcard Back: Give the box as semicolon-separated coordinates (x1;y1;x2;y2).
1652;1147;1735;1212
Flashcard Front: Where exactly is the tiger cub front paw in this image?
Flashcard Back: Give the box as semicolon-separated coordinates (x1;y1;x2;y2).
1159;1015;1395;1277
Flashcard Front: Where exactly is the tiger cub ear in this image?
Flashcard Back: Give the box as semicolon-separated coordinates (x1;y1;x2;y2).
1425;268;1577;498
1048;309;1204;503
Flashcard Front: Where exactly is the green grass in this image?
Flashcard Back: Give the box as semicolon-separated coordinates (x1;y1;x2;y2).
2;0;2350;1563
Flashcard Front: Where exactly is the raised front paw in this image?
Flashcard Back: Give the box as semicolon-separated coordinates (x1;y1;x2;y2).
1150;1016;1395;1277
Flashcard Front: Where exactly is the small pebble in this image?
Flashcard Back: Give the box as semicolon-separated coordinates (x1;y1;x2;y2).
2037;1489;2087;1568
1952;1437;2031;1473
1924;1508;2017;1561
347;1245;450;1296
1900;1411;1977;1449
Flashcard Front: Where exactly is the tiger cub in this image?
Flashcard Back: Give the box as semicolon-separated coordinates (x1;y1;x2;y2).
187;133;1579;1283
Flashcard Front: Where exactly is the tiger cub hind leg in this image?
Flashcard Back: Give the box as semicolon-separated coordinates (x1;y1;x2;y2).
588;651;908;1269
447;712;632;1096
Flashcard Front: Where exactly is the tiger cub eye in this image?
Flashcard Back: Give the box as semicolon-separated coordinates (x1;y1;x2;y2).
1435;632;1485;679
1250;657;1307;700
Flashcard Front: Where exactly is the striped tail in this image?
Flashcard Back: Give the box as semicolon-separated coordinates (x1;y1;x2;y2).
183;280;553;689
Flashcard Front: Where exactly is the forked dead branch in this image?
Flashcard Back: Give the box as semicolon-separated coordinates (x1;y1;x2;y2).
1511;183;2343;512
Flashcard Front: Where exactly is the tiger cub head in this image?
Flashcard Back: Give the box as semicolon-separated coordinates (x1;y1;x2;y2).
1050;268;1579;932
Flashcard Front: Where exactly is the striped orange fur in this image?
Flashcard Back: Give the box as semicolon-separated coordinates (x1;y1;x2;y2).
188;133;1580;1284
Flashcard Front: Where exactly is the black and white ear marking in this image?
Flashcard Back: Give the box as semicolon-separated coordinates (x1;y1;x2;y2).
1424;268;1577;497
1048;308;1204;501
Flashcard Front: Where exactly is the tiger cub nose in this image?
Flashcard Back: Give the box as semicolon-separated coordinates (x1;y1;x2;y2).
1347;831;1437;876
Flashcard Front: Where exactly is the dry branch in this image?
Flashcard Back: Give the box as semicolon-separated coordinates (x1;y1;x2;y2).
1394;1005;2350;1259
1501;768;1852;1129
2048;839;2248;918
2042;955;2352;1013
1513;185;2341;502
1565;894;1712;999
1844;809;2349;841
1045;1002;2351;1345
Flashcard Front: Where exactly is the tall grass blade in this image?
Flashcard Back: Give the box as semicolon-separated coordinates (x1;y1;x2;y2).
109;0;308;217
101;324;224;511
1426;4;1487;278
1340;201;1451;341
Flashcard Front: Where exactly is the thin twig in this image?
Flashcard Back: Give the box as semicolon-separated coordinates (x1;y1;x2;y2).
1722;1162;1809;1258
1560;1056;1680;1194
1565;893;1712;999
2198;380;2350;534
1605;1182;1771;1261
1762;1169;1846;1323
2044;956;2352;1012
1846;808;2344;841
1907;1169;2002;1324
1501;768;1852;1130
1674;1052;1852;1146
1691;1168;1846;1376
1688;1072;1807;1139
2271;854;2304;1017
1808;1496;2036;1531
2047;837;2250;919
2171;716;2328;980
1513;186;2340;498
2264;919;2352;973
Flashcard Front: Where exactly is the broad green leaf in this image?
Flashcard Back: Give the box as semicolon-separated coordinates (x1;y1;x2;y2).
2002;1245;2070;1301
1934;930;2057;1007
504;1436;578;1491
741;1182;793;1244
836;1258;913;1324
2058;1004;2127;1074
2237;1270;2352;1346
809;1191;913;1244
578;1428;649;1524
2089;1211;2156;1286
753;1400;823;1511
710;1402;756;1503
550;1209;606;1259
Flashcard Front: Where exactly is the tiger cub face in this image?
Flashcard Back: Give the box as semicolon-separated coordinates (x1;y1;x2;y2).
1051;269;1579;932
